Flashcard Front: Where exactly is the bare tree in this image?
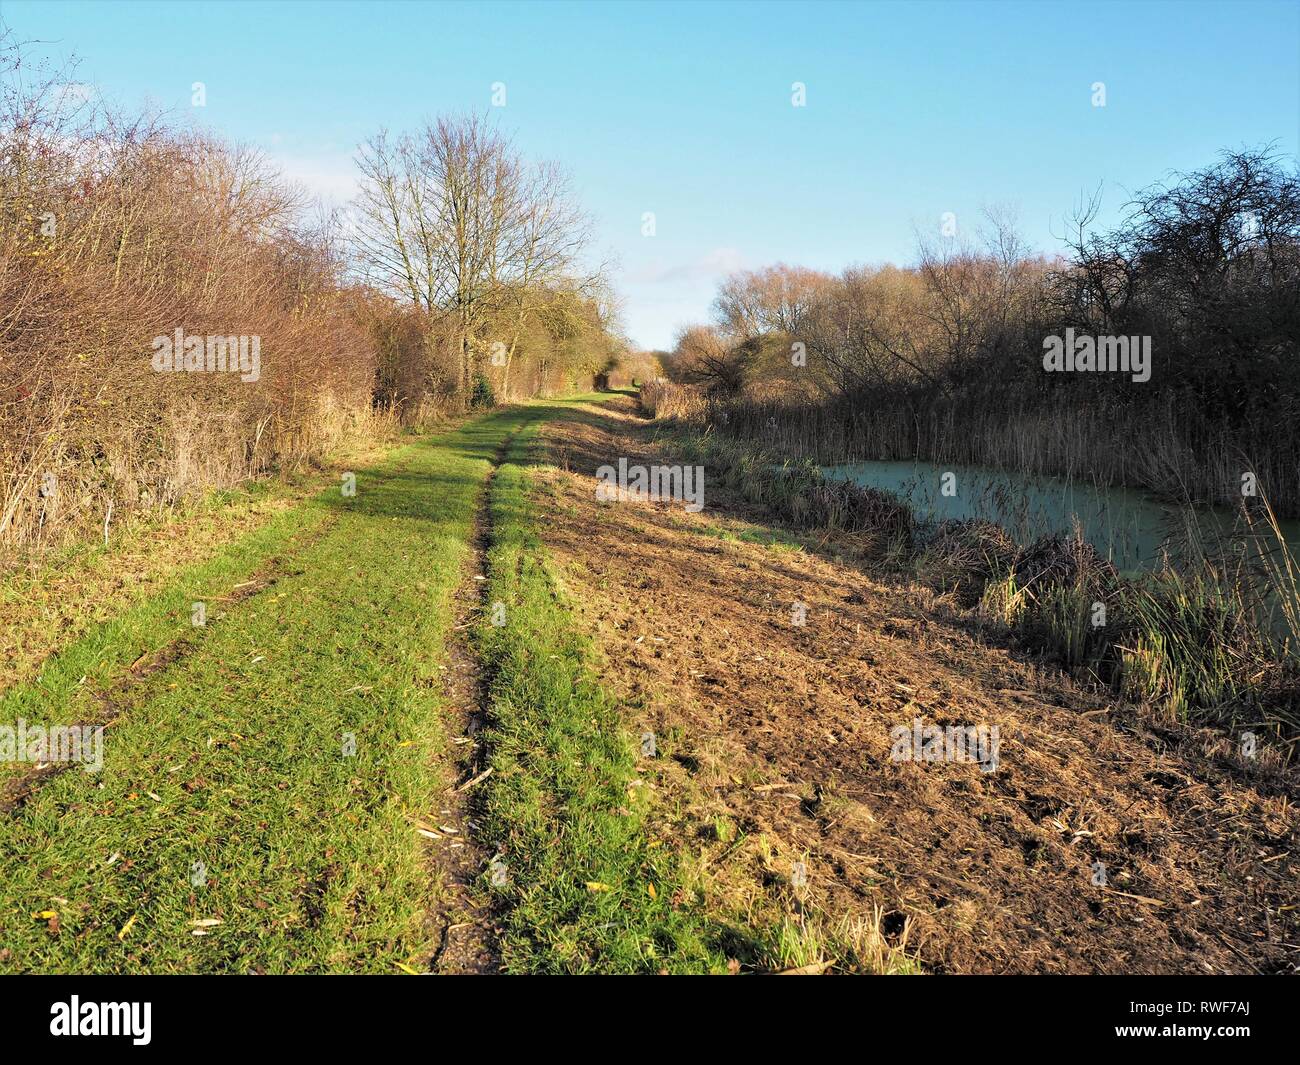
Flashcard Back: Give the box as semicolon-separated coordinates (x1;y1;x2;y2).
712;264;830;340
493;160;598;398
354;113;597;403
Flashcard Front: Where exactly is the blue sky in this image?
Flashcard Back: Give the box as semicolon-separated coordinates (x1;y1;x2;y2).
4;0;1298;348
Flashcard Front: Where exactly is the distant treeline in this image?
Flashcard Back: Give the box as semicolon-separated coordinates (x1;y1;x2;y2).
0;36;625;555
659;148;1300;515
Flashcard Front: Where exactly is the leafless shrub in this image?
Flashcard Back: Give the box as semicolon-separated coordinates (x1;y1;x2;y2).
0;37;376;556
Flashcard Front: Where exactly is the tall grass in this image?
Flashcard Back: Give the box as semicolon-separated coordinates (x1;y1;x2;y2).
664;385;1300;517
968;511;1300;740
669;428;913;553
639;378;706;420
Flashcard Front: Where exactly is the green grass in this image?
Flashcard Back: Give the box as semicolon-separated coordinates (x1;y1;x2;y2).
0;413;534;973
694;523;806;552
476;416;730;974
0;497;335;774
0;474;333;693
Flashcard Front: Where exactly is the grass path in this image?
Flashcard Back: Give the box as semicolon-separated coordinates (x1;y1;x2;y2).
0;408;545;972
0;398;921;974
475;416;729;973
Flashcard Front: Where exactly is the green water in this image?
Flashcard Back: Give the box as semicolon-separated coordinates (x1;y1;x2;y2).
820;460;1300;575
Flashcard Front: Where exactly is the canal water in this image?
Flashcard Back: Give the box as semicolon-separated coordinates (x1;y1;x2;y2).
819;460;1300;575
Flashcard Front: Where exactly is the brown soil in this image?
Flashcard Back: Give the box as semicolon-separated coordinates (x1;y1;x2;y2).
536;394;1300;975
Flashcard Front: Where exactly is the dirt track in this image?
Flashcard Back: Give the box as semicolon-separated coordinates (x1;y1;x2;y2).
536;395;1299;975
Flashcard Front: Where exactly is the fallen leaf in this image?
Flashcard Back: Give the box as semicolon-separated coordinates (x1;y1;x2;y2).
777;960;835;975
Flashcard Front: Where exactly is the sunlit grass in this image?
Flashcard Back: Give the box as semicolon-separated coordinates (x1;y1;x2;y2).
0;421;503;972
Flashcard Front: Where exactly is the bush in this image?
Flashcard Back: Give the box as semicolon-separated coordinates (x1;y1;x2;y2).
470;374;497;410
0;43;380;559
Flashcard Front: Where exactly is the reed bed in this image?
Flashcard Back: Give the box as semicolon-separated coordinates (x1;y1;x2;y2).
639;379;707;421
668;429;913;553
687;388;1298;515
946;510;1300;743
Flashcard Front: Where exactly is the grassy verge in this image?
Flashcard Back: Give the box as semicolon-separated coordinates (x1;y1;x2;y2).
0;475;328;689
0;426;427;746
0;422;410;682
476;417;730;973
0;495;335;778
0;416;508;972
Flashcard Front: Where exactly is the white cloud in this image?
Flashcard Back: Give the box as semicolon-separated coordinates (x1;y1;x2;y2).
626;246;746;285
267;151;360;210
